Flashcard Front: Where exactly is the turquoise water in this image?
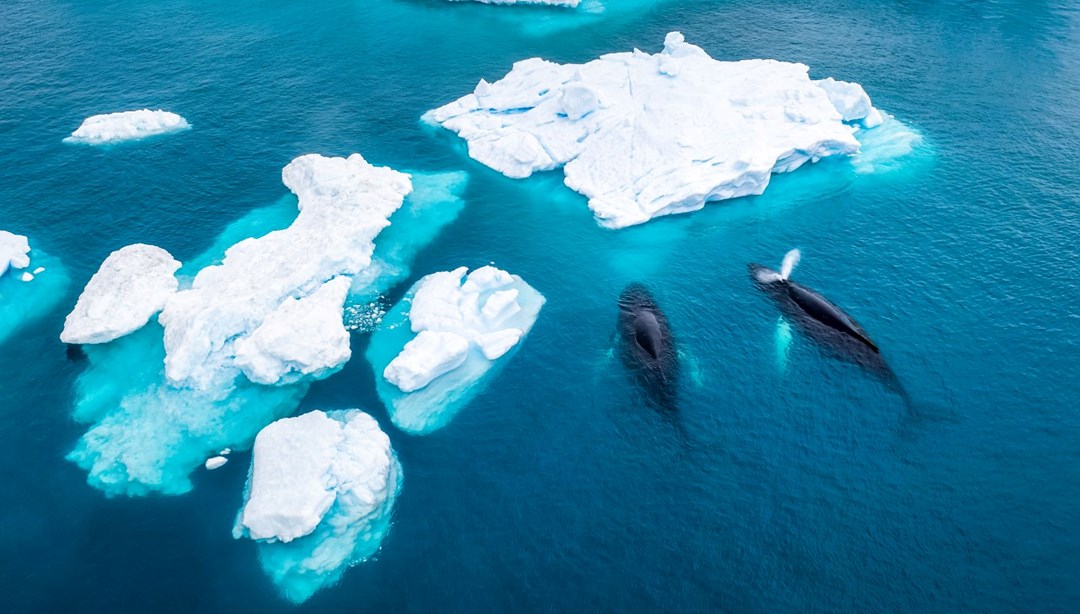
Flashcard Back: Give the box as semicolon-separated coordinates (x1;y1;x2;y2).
1;0;1079;610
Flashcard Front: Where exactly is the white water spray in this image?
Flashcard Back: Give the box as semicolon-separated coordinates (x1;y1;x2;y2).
779;248;801;281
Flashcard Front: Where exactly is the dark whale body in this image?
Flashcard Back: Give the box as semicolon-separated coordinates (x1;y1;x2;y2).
749;263;905;399
617;283;678;411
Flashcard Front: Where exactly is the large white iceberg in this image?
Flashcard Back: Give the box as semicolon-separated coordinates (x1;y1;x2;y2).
0;231;30;277
67;158;467;496
426;32;914;228
367;266;544;434
63;109;190;146
233;410;401;604
60;244;181;344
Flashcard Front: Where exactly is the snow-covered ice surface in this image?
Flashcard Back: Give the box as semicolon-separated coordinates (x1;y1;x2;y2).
0;231;31;277
366;266;544;434
0;234;70;346
233;410;401;604
63;109;190;146
160;153;409;391
60;244;181;345
426;32;920;228
67;157;466;496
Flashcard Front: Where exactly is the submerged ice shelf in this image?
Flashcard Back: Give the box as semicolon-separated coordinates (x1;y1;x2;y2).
233;410;401;604
63;109;190;146
66;156;467;496
0;231;69;346
367;266;544;434
426;32;919;228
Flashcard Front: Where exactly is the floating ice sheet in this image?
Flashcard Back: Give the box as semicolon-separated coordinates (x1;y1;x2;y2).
233;410;401;604
367;266;544;434
426;32;920;227
63;109;190;146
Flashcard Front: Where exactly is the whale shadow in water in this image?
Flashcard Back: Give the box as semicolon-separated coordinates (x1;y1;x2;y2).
616;283;680;414
749;259;909;403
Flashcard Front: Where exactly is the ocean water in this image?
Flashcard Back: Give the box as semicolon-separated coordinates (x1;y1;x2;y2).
1;0;1078;611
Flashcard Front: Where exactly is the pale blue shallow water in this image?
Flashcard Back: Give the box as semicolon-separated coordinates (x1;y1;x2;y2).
1;0;1079;611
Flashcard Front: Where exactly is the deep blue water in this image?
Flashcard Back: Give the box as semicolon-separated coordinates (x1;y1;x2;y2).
2;0;1079;611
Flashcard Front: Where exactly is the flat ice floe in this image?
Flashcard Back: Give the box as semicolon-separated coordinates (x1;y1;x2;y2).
66;155;470;496
233;410;401;604
0;232;69;346
63;109;190;146
426;32;917;227
367;266;544;434
61;244;181;345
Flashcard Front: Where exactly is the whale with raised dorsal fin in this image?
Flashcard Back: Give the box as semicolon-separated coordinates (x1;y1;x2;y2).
750;250;907;401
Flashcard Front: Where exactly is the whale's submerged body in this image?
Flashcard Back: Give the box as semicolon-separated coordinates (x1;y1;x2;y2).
750;255;905;399
617;283;679;411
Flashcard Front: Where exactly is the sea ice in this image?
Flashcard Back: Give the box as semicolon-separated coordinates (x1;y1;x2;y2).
234;276;353;386
0;231;30;277
67;155;466;496
63;109;190;146
426;32;914;227
205;456;228;470
366;266;544;434
233;410;401;603
60;244;181;345
0;236;69;346
160;153;410;391
348;170;469;303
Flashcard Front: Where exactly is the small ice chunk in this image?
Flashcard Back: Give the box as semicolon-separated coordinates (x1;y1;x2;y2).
33;267;44;275
205;456;228;470
481;288;522;324
384;330;470;393
814;77;884;128
21;272;33;282
233;277;353;386
64;109;190;146
219;448;232;456
476;328;523;360
61;244;181;344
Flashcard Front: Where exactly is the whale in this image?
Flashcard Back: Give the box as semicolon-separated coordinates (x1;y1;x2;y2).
750;250;906;399
617;283;679;411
